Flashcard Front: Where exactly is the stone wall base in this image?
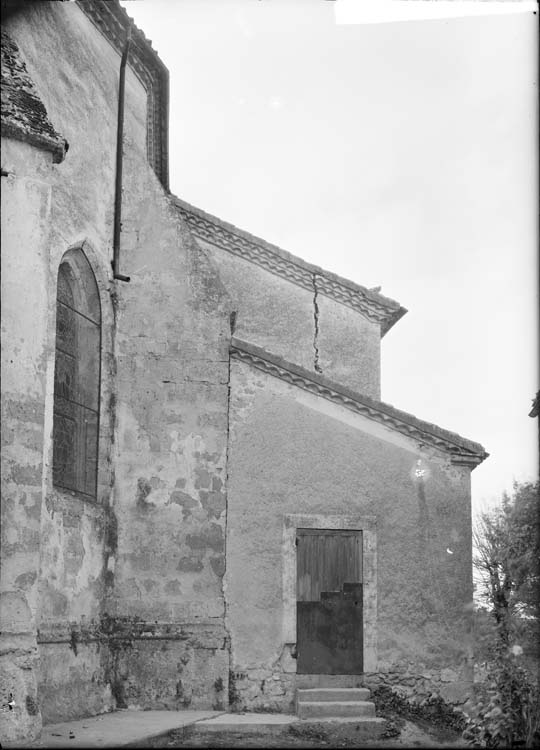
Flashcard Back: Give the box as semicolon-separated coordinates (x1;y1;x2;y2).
228;664;473;713
0;643;42;745
36;618;230;722
229;668;295;713
363;669;473;706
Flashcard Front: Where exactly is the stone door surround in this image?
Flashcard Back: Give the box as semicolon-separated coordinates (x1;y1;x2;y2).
283;513;377;673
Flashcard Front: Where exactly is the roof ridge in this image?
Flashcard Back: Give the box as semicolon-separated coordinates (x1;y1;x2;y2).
173;194;407;336
230;337;488;465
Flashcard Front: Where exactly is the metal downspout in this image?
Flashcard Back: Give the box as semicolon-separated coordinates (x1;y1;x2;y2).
112;22;132;282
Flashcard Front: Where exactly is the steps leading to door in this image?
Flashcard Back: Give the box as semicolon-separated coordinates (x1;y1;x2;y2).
296;674;364;689
297;687;371;702
296;687;376;720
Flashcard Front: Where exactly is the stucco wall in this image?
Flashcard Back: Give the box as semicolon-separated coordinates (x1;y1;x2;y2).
316;293;381;398
5;2;147;249
2;1;147;727
196;238;382;398
107;138;232;708
225;359;474;711
1;138;54;744
1;2;475;740
2;0;232;732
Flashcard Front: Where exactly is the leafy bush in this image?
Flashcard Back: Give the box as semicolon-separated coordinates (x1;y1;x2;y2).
372;684;466;733
463;646;540;748
468;481;540;748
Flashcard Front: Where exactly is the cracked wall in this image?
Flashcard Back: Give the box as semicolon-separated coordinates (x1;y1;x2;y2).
194;238;382;398
311;274;322;374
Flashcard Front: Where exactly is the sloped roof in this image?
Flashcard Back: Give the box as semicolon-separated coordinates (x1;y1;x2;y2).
174;196;407;336
230;337;488;467
2;0;170;186
1;30;68;163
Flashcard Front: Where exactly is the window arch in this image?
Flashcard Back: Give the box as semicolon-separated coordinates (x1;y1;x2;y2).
52;250;101;498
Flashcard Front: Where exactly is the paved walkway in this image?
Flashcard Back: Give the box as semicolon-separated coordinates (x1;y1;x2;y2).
30;709;384;747
37;709;224;748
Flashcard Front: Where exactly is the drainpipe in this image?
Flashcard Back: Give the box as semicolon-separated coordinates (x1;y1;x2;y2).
112;22;132;282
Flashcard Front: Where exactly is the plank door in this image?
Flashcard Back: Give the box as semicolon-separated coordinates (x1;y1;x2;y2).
296;528;363;674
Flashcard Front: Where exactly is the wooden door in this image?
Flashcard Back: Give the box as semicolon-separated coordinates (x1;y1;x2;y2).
296;528;363;674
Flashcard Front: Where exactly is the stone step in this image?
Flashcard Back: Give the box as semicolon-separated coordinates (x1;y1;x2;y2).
296;674;364;689
297;687;371;703
297;700;376;719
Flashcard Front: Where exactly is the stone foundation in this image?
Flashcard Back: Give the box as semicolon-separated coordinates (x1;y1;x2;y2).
228;663;472;713
229;668;295;713
363;667;473;706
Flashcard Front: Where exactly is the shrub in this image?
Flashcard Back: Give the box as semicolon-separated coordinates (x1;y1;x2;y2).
463;646;540;748
372;684;466;733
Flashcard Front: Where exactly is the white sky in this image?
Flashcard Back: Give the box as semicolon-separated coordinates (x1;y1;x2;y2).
119;0;538;514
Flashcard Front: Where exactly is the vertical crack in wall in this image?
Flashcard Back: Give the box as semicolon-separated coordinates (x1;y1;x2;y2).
312;273;323;374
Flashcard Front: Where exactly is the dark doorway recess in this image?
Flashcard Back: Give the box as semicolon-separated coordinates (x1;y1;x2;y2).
296;528;363;675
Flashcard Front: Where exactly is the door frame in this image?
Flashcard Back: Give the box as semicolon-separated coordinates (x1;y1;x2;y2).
283;513;378;673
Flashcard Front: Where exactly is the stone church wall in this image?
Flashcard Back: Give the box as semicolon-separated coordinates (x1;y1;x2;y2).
109;142;232;709
225;356;474;711
197;237;382;398
1;138;57;743
2;1;232;732
1;2;482;741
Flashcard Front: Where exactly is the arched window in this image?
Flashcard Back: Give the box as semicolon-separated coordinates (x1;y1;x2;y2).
52;250;101;498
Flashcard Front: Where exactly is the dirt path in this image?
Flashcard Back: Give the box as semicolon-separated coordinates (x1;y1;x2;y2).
141;719;467;748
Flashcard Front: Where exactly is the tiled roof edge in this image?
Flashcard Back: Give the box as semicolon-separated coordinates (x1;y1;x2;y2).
173;195;407;336
1;29;68;163
230;337;488;466
1;120;68;163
